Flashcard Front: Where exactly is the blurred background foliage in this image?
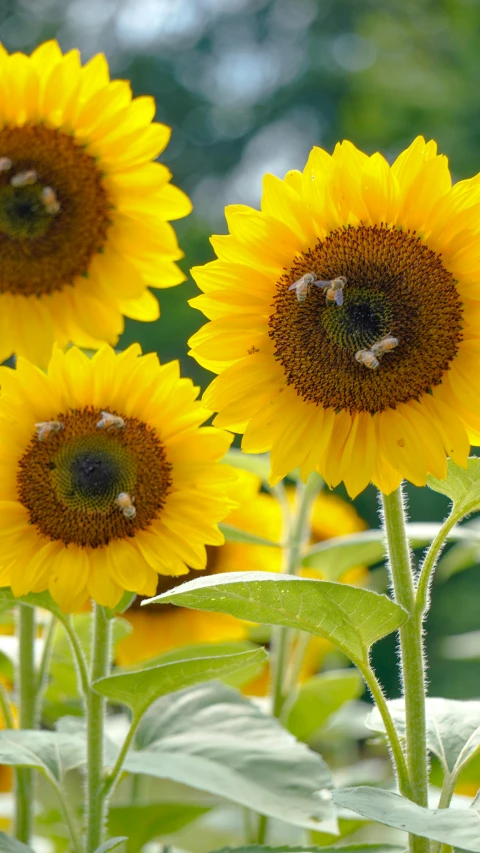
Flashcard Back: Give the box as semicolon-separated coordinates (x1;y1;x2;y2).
2;0;480;698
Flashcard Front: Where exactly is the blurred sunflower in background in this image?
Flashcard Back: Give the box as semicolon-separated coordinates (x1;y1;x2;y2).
0;345;236;612
189;137;480;497
117;470;366;694
0;40;190;366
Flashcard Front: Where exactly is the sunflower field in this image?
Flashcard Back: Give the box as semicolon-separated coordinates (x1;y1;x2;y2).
2;2;480;853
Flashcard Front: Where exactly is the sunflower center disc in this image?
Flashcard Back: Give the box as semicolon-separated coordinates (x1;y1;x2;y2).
0;126;111;297
17;407;172;548
0;184;54;240
269;225;464;414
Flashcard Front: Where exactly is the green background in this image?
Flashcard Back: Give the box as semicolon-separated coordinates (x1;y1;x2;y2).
3;0;480;698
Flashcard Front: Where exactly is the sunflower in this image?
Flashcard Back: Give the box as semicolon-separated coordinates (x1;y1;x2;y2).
188;137;480;497
0;345;236;612
117;472;366;682
0;41;190;366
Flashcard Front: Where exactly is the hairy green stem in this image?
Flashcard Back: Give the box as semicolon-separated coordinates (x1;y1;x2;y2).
361;661;410;797
416;512;458;617
15;605;36;843
85;604;112;852
381;486;429;853
55;782;83;853
35;612;56;721
61;614;90;700
103;714;139;799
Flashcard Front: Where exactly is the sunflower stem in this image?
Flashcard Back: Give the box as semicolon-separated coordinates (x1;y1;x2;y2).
35;611;56;720
381;485;429;853
271;471;323;716
15;605;36;844
85;603;112;852
103;713;140;799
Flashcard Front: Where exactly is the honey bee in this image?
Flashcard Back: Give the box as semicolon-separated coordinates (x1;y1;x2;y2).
115;492;136;520
371;335;399;357
96;411;125;431
0;158;12;173
316;276;348;307
355;335;399;370
40;186;61;215
35;420;64;441
355;349;380;370
10;170;37;188
288;272;319;303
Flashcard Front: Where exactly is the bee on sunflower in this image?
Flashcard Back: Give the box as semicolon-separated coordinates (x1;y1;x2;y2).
0;41;191;366
189;137;480;496
0;345;236;612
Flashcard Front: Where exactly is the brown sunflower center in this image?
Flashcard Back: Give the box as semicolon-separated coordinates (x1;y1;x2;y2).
0;126;111;297
17;407;172;548
269;225;464;414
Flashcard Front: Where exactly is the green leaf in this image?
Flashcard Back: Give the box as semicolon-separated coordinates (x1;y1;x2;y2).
93;648;267;715
124;640;266;688
369;697;480;777
303;524;478;579
334;787;480;851
219;523;280;547
123;681;334;831
0;587;65;619
145;571;408;667
428;457;480;519
93;840;128;853
0;729;85;783
283;668;364;742
0;834;36;852
108;803;207;851
223;449;271;483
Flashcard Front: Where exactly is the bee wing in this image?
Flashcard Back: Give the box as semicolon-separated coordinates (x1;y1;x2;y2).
313;280;331;289
334;290;344;306
288;281;299;291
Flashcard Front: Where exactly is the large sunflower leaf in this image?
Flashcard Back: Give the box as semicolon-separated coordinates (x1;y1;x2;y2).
428;457;480;519
368;697;480;776
93;648;267;715
122;681;335;831
333;787;480;851
145;572;407;667
0;729;85;783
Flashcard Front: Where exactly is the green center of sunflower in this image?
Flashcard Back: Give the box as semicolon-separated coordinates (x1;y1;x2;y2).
269;225;464;414
17;407;172;548
0;183;53;240
0;126;111;297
